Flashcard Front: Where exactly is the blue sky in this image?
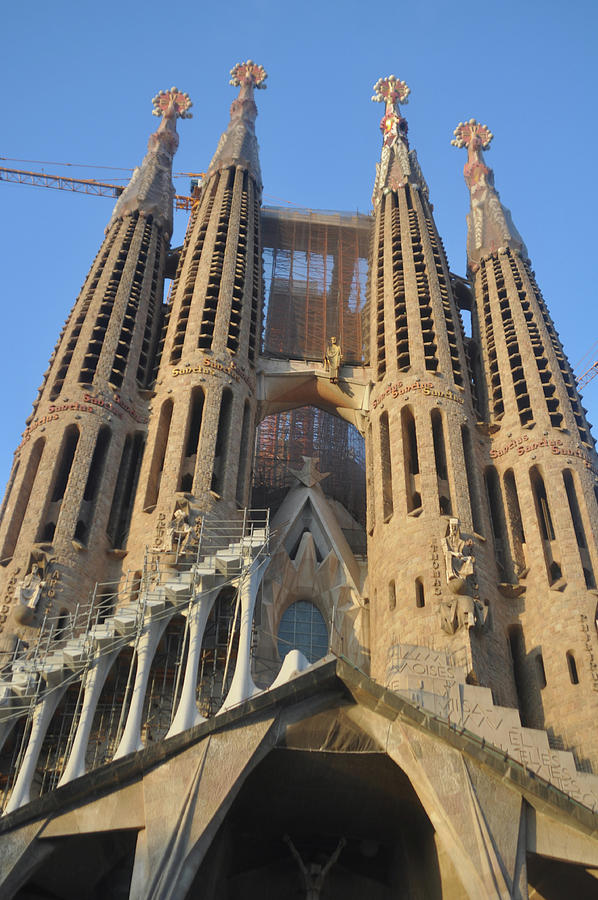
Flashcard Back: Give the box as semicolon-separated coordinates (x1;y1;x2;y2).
1;0;597;487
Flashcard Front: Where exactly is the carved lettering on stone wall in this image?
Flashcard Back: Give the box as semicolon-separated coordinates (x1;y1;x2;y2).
580;613;598;692
171;356;255;391
430;539;442;597
490;433;598;475
154;512;167;549
372;380;464;410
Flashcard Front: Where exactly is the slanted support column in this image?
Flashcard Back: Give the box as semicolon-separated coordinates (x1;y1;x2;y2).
166;588;218;737
5;684;67;814
59;649;120;786
219;562;265;712
114;615;171;760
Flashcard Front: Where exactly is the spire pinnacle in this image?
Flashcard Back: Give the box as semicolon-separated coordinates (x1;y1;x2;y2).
229;60;268;92
108;88;191;237
452;119;526;267
207;60;267;187
372;75;410;147
371;75;424;205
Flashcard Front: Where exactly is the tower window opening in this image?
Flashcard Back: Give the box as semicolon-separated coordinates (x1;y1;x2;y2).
530;466;555;542
83;427;111;503
536;653;547;689
79;218;136;385
530;466;562;586
236;401;252;506
1;437;44;561
50;225;120;401
109;432;145;547
374;202;386;379
379;411;394;521
50;426;80;503
54;608;70;641
277;600;328;664
198;168;235;352
388;579;396;611
484;466;511;580
431;409;452;515
366;423;375;535
415;578;425;608
248;186;261;362
461;425;483;535
144;399;173;510
401;406;421;513
178;387;205;493
40;522;56;542
563;469;595;587
566;651;579;685
504;469;526;576
507;625;533;727
211;388;233;496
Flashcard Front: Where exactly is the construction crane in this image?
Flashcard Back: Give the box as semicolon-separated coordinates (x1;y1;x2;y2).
0;166;199;211
577;361;598;389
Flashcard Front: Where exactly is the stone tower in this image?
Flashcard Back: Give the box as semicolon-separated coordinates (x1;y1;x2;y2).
364;79;515;701
0;88;191;655
125;61;266;571
454;119;598;766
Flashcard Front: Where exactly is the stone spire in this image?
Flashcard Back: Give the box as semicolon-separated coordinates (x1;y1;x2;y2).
371;75;427;205
452;119;526;269
108;87;192;239
207;60;267;189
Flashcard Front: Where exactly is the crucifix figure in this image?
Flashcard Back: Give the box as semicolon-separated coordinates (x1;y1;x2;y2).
284;835;346;900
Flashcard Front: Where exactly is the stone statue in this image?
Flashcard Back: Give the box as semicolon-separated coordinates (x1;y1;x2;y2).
441;596;488;635
324;336;342;383
284;835;346;900
442;518;475;594
167;507;192;554
13;560;47;625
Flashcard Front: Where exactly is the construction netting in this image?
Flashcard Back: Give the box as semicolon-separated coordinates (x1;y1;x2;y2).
260;207;371;364
254;206;371;537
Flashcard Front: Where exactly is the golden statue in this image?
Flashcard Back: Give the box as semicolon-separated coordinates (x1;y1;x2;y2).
324;336;342;383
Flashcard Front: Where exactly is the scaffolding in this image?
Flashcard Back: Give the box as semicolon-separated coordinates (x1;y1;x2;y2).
0;509;269;812
261;206;371;364
254;207;371;531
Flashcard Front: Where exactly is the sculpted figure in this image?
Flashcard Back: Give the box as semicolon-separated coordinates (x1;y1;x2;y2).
284;835;346;900
167;507;192;554
324;336;342;383
441;596;488;634
17;564;44;610
13;560;47;625
442;517;475;594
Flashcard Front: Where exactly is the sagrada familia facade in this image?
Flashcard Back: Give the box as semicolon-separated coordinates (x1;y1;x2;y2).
0;62;597;897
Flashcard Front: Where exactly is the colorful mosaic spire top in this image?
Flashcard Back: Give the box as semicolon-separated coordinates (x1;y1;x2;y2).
151;87;193;120
451;119;493;152
372;75;410;147
371;75;410;110
229;60;268;91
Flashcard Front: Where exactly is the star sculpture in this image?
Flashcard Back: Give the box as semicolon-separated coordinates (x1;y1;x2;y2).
288;456;330;488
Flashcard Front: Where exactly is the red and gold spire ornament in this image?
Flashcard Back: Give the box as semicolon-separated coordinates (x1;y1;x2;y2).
452;119;493;188
371;75;410;147
151;87;193;119
229;60;268;91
